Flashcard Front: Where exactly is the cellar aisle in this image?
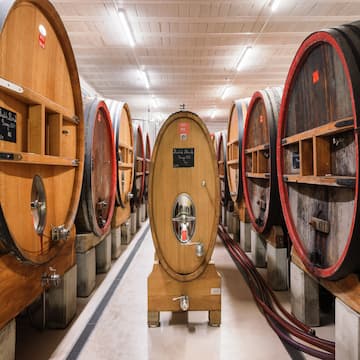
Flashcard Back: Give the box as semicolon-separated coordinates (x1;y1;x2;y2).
50;222;330;360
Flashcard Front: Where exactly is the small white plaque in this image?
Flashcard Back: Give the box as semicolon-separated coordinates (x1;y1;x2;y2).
210;288;221;295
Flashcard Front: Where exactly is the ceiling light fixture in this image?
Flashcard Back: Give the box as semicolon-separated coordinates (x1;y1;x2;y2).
139;70;150;89
221;86;230;100
210;109;217;119
236;46;252;72
271;0;280;12
118;9;135;47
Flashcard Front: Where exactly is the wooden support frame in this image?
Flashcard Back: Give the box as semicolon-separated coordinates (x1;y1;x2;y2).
147;262;221;327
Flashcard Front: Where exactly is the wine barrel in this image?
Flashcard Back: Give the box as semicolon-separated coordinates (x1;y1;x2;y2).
131;125;145;210
242;87;283;234
76;98;116;237
0;0;84;264
217;132;231;209
149;111;220;282
144;133;151;202
105;100;134;209
277;23;360;279
226;99;249;204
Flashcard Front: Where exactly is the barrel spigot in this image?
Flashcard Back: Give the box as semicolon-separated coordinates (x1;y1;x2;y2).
172;295;189;311
41;267;61;288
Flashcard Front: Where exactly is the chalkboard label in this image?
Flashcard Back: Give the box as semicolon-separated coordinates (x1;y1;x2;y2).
0;107;16;143
173;148;194;168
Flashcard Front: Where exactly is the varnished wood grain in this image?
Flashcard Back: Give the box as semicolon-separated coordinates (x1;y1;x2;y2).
149;111;220;282
148;262;221;312
0;0;84;262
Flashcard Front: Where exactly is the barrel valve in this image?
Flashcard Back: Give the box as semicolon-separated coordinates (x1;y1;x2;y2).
41;267;61;288
183;241;204;257
51;225;70;242
172;295;189;311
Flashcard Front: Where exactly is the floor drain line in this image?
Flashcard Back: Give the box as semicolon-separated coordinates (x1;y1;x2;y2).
67;223;150;360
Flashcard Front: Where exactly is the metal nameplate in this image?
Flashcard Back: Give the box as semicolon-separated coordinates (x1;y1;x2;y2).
0;107;16;143
173;148;194;168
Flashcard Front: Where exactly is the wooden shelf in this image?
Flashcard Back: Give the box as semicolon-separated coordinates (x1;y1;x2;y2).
246;172;270;179
0;152;78;166
119;142;133;150
118;162;133;169
282;117;354;146
227;159;239;165
136;156;144;161
218;160;224;164
136;172;144;176
283;174;356;188
0;78;77;123
244;143;270;154
227;139;239;146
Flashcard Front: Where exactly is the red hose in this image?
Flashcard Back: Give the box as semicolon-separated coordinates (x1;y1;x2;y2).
218;224;335;359
222;231;334;352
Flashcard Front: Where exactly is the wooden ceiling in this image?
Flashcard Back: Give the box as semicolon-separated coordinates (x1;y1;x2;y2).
52;0;360;132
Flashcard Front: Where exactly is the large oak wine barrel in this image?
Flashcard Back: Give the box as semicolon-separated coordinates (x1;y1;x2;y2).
76;98;116;236
277;24;360;279
242;88;283;234
0;0;84;264
226;99;249;204
149;111;220;282
217;132;231;209
131;125;145;210
144;133;151;202
105;100;134;209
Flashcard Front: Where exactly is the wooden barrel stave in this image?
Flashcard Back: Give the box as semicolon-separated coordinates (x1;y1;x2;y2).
226;99;249;204
217;132;231;208
0;0;84;264
131;125;145;210
242;88;283;234
149;111;220;282
144;133;151;202
75;98;116;237
277;25;360;279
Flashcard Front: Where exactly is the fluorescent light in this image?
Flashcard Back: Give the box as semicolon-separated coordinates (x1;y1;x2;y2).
236;46;252;71
210;109;217;119
151;95;159;108
221;86;230;100
139;70;150;89
271;0;280;12
118;9;135;47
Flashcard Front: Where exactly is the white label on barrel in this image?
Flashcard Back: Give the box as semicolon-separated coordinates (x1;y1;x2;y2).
38;24;47;49
210;288;221;295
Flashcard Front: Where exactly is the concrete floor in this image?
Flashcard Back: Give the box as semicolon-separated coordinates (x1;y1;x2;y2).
16;221;335;360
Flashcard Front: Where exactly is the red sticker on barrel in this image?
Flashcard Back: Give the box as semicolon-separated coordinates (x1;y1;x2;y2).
39;34;46;48
179;122;190;135
312;70;319;84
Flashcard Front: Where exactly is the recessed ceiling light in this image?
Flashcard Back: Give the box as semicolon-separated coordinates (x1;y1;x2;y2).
118;9;135;47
